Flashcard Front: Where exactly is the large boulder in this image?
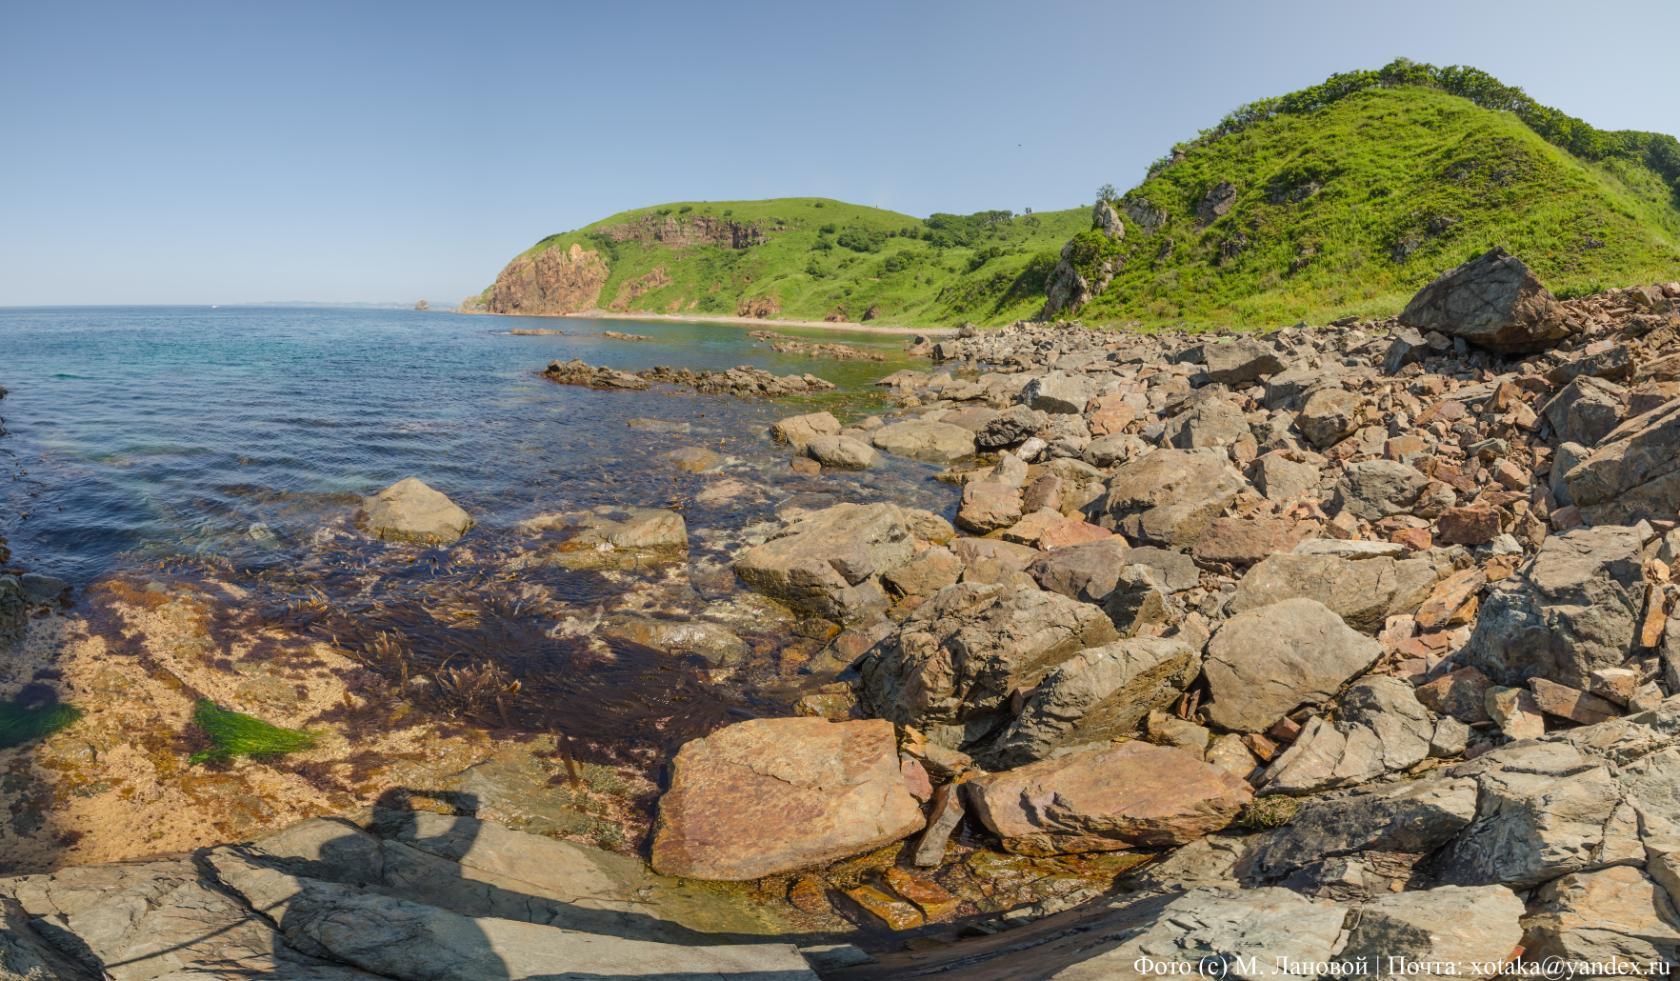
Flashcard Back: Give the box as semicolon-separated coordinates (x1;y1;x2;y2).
1203;598;1382;732
650;717;924;880
1296;388;1366;448
1243;776;1479;883
1023;372;1095;414
966;741;1252;855
356;477;473;544
1462;524;1645;688
1525;866;1680;965
1338;886;1526;977
858;581;1118;749
770;410;841;450
871;420;977;463
1095;448;1248;548
1194;339;1284;386
1162;393;1250;450
987;637;1200;766
1230;545;1449;632
1397;247;1572;352
0;576;24;648
1541;375;1626;448
805;433;878;469
1566;398;1680;524
733;503;917;622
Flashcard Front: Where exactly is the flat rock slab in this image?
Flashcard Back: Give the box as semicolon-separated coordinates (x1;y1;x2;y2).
967;741;1252;855
651;717;924;880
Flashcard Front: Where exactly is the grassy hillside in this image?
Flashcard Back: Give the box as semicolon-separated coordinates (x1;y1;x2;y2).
1084;67;1680;326
478;62;1680;330
478;198;1085;326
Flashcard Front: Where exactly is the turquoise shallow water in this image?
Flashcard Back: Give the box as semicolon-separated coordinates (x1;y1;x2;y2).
0;305;940;585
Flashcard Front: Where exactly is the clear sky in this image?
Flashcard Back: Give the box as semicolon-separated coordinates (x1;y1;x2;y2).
3;0;1677;306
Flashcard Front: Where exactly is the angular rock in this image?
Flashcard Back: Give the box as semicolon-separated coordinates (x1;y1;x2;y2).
1195;339;1284;386
1526;866;1680;965
1398;247;1571;352
1163;393;1250;450
1566;398;1680;524
650;717;925;880
1244;776;1478;882
1023;372;1095;414
1339;885;1525;977
1331;460;1432;520
988;638;1200;766
858;581;1118;749
1297;388;1365;448
1096;448;1249;548
956;480;1023;534
1203;598;1382;732
1231;548;1449;632
1542;375;1626;447
805;433;878;469
733;502;916;622
1462;524;1645;688
967;741;1252;855
771;410;841;450
1259;676;1437;795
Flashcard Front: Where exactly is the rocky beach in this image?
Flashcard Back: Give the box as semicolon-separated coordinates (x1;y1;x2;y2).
3;249;1680;977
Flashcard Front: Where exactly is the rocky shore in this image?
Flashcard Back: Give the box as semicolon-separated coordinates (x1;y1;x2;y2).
10;250;1680;977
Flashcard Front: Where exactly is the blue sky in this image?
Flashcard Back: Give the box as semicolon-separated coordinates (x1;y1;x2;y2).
2;0;1677;306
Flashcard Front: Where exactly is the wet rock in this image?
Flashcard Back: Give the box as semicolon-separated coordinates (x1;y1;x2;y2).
664;446;723;472
967;742;1252;855
356;477;473;544
650;717;924;880
599;614;748;667
0;576;24;648
988;637;1200;766
843;884;923;930
871;419;977;463
1203;598;1382;732
542;358;650;390
640;363;836;397
912;782;967;868
771;410;841;450
733;502;918;622
1398;247;1572;352
805;433;877;470
17;573;68;606
521;506;688;569
858;581;1118;749
1462;524;1645;688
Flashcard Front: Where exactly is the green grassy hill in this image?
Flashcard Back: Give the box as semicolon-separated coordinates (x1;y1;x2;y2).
476;62;1680;330
472;197;1085;327
1083;62;1680;326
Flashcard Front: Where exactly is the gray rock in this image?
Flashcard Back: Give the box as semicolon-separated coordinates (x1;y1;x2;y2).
1339;885;1525;978
858;581;1118;749
0;576;23;648
1243;777;1479;882
1397;247;1572;352
770;410;841;450
870;419;977;463
1567;397;1680;524
1195;339;1284;386
1096;448;1249;548
1163;393;1250;450
1203;598;1382;732
1249;452;1322;502
1023;371;1096;414
804;433;877;469
1462;524;1645;688
1230;548;1449;632
1028;538;1133;603
598;614;748;667
1551;440;1590;507
1259;676;1437;795
975;405;1046;449
17;573;67;606
733;503;917;622
356;477;473;544
1296;388;1365;448
1330;460;1432;520
1525;865;1680;966
1542;375;1626;447
988;637;1200;765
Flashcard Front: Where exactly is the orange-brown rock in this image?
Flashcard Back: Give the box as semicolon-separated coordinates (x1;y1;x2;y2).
965;741;1252;855
650;717;925;880
483;243;609;315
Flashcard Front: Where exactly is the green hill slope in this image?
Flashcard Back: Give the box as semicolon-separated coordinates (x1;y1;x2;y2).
470;197;1085;326
1079;63;1680;326
475;62;1680;330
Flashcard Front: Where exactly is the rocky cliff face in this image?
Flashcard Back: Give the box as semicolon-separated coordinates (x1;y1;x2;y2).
600;214;767;249
482;242;610;316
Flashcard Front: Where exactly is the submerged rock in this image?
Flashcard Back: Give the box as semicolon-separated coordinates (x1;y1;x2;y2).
356;477;473;544
650;717;924;880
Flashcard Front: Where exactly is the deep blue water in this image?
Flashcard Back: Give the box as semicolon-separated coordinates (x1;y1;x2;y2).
0;305;937;585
